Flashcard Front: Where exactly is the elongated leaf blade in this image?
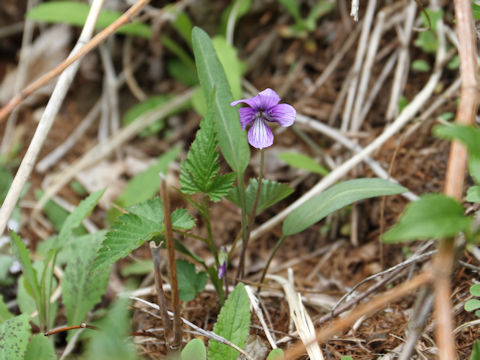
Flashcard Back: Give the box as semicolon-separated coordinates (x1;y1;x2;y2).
283;178;407;236
278;152;328;175
208;283;250;360
383;193;472;243
62;231;110;325
192;27;249;173
0;314;31;360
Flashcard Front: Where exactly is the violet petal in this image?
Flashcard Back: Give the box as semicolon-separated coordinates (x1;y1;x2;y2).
265;103;296;127
230;88;281;110
238;107;256;130
248;118;274;149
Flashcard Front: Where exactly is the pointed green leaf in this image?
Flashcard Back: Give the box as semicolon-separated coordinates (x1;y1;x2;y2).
62;231;110;325
208;283;250;360
192;27;250;173
24;334;56;360
177;260;207;301
182;338;206;360
383;194;472;243
284;178;407;236
0;314;31;360
227;179;293;213
213;36;243;100
278;152;328;175
57;189;104;249
171;209;196;230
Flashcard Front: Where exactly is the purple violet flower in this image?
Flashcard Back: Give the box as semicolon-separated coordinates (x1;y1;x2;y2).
230;88;296;149
218;262;226;279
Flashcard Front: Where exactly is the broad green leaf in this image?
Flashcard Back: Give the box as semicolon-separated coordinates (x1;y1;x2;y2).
208;283;250;360
434;125;480;156
0;294;13;322
116;146;181;207
192;27;250;173
213;36;243;100
471;284;480;297
284;178;407;237
24;334;55;360
176;260;207;301
62;231;109;326
57;189;104;249
278;152;328;175
9;231;41;312
0;314;30;360
383;194;472;243
182;338;206;360
411;59;431;72
86;298;137;360
27;1;151;38
267;348;285;360
192;87;207;116
95;199;194;270
470;341;480;360
465;299;480;312
180;92;235;201
467;186;480;203
227;179;293;213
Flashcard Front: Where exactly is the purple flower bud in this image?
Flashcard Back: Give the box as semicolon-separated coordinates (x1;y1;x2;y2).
218;262;226;279
231;88;296;149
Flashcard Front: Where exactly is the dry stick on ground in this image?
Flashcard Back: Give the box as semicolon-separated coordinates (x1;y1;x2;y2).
434;0;479;358
283;271;433;359
0;0;152;236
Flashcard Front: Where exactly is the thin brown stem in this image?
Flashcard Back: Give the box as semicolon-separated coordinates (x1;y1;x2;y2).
45;323;99;336
160;174;182;350
0;0;151;123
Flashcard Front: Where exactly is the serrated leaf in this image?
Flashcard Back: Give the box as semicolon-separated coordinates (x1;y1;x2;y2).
0;295;13;322
86;298;137;360
57;189;104;249
383;194;472;243
95;199;194;270
470;341;480;360
62;231;109;326
471;284;480;297
227;179;293;214
27;1;151;38
284;178;407;237
0;314;30;360
465;299;480;312
467;186;480;203
9;231;41;313
24;334;56;360
177;260;207;301
278;152;328;175
182;338;206;360
117;147;181;207
208;283;250;360
192;27;250;173
267;348;284;360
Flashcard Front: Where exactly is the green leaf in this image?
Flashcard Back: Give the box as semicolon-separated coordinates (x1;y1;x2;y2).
167;59;198;86
180;90;235;202
213;36;243;100
121;259;154;277
434;125;480;156
278;152;328;175
467;186;480;203
208;283;250;360
411;59;431;72
0;165;12;204
227;179;293;214
284;178;407;237
62;231;110;326
465;299;480;312
474;3;480;21
27;1;151;38
24;334;56;360
192;27;250;173
447;55;460;70
470;284;480;297
95;199;194;270
116;146;181;207
86;298;138;360
176;260;207;301
414;31;437;53
9;231;42;313
267;348;285;360
0;314;31;360
122;95;169;137
0;295;13;322
470;341;480;360
182;338;207;360
383;194;472;243
305;1;335;30
340;357;354;360
470;156;480;184
169;9;193;46
57;189;104;249
173;239;205;266
279;0;301;23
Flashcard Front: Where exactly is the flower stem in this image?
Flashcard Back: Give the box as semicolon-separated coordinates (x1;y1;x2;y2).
258;235;286;293
236;172;249;279
203;196;219;265
248;149;264;227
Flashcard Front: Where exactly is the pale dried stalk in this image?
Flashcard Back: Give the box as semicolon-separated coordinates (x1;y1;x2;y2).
0;0;106;236
433;0;479;358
